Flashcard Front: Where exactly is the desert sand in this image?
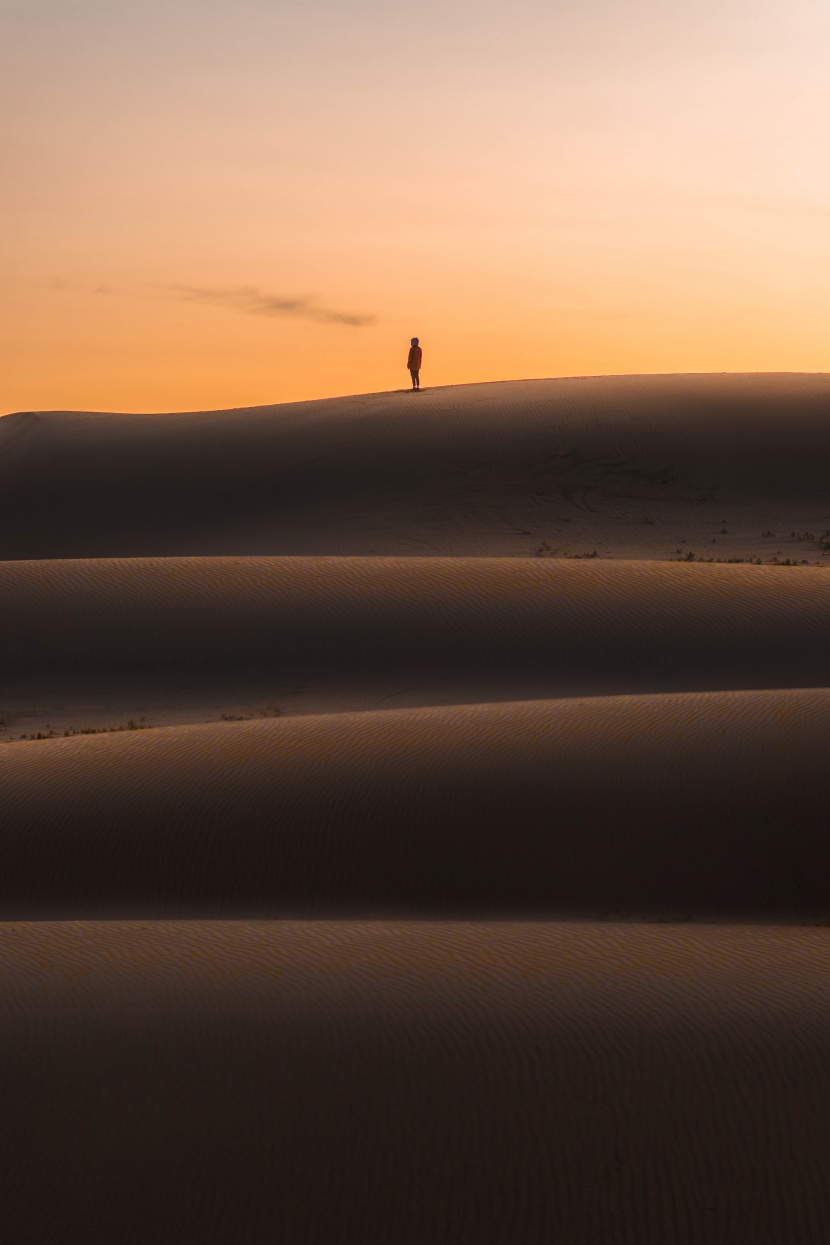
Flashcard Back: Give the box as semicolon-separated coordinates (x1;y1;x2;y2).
2;373;830;1240
5;921;830;1243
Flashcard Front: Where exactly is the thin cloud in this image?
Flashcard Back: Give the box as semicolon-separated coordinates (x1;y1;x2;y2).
48;279;116;295
169;284;377;327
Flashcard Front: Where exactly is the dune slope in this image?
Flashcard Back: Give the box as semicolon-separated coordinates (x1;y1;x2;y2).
3;373;830;559
2;555;830;736
2;689;829;919
4;921;830;1245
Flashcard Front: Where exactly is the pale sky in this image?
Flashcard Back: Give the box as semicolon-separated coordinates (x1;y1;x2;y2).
4;0;830;412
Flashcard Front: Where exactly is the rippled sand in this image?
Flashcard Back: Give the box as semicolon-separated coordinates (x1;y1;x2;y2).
5;922;830;1243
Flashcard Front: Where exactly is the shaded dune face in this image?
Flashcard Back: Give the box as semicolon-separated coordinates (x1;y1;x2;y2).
2;556;830;702
3;372;830;558
2;689;829;920
5;922;830;1245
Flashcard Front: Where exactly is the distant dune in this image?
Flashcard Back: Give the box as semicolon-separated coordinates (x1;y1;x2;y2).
2;373;830;560
3;375;830;1241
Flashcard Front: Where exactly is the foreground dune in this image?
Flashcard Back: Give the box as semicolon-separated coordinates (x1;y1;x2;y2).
4;921;830;1244
2;555;830;736
3;373;830;560
2;689;829;919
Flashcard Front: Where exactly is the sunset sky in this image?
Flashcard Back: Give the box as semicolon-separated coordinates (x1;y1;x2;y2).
4;0;830;413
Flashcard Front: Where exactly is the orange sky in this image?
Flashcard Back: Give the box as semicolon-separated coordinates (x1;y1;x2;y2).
4;0;830;413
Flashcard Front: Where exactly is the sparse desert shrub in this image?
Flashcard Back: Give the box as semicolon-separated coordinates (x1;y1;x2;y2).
672;554;768;565
61;721;153;738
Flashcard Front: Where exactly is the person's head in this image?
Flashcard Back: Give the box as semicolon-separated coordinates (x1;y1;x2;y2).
411;337;419;346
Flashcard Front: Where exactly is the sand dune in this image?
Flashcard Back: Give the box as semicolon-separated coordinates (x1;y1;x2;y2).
2;688;829;919
4;920;830;1244
3;373;830;560
4;375;830;1238
2;555;830;736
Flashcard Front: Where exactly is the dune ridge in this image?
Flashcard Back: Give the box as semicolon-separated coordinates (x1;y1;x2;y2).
2;688;829;920
3;373;830;560
3;555;830;679
2;555;830;737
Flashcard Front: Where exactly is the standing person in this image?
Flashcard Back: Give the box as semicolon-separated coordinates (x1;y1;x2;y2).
407;337;422;390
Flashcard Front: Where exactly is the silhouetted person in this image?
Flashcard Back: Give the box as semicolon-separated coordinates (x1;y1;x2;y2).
407;337;422;390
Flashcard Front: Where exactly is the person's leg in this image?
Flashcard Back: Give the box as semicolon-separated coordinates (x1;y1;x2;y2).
414;370;420;389
409;368;417;390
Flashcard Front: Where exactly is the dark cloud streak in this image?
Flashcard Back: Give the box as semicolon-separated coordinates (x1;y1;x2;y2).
169;284;377;327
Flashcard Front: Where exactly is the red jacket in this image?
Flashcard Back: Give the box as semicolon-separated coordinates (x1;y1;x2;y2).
407;345;422;370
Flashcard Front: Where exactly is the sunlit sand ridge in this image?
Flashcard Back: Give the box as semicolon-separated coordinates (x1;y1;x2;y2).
2;375;830;1241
